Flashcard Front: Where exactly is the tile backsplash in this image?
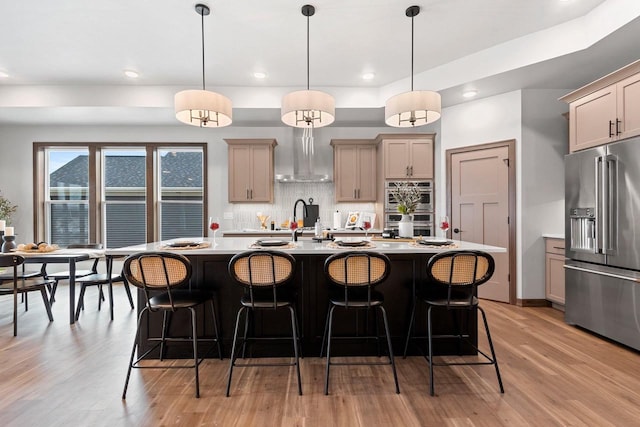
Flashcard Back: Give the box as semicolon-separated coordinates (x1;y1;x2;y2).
224;182;376;230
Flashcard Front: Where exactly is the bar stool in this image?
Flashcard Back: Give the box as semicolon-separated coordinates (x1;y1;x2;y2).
322;251;400;395
121;252;222;399
413;250;504;396
226;250;302;396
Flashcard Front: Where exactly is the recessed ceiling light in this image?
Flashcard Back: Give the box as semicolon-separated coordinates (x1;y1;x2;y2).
0;71;9;78
362;72;375;80
463;90;478;98
124;70;139;78
253;72;267;79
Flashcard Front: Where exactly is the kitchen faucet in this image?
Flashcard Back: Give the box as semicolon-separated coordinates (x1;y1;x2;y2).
293;198;308;225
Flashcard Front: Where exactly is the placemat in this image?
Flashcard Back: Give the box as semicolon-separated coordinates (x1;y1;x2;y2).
371;236;415;242
248;242;298;250
327;241;377;250
408;241;458;249
159;241;212;250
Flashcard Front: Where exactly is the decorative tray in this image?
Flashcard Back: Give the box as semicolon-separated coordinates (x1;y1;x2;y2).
255;239;290;247
16;244;59;253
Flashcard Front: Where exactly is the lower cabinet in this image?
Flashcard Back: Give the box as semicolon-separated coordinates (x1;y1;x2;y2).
545;237;566;307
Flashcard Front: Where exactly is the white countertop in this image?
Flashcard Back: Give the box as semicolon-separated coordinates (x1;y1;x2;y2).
542;234;565;239
107;237;506;256
223;228;382;235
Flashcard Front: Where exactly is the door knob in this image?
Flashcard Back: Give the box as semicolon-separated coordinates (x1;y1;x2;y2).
453;228;460;234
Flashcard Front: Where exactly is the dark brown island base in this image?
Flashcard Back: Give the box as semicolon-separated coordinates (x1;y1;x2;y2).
107;237;505;359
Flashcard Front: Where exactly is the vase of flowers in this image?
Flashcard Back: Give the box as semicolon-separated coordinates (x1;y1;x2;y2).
391;182;421;237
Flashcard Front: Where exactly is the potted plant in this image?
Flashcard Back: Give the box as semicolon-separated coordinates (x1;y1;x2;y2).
0;191;17;225
391;182;421;237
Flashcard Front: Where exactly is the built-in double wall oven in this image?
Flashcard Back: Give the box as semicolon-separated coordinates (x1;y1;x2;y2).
384;180;434;237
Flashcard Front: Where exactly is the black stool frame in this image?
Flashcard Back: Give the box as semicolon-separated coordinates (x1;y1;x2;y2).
121;252;222;399
321;251;400;395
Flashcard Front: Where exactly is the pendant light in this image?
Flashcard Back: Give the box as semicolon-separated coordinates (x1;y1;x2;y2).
175;3;232;127
281;4;335;130
385;5;441;127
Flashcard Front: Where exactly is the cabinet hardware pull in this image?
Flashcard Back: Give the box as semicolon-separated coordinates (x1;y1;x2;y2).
246;189;249;199
616;119;622;135
406;166;409;176
410;166;413;176
553;246;565;250
609;120;615;138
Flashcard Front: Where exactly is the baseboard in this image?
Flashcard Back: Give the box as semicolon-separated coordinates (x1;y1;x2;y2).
516;299;552;307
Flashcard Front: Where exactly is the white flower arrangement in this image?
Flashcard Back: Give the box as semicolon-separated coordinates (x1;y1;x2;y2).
391;182;421;215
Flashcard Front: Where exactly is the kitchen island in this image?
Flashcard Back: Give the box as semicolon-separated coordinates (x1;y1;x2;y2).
108;237;505;358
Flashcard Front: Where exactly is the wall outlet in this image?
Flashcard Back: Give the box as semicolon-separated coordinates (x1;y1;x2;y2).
223;212;234;220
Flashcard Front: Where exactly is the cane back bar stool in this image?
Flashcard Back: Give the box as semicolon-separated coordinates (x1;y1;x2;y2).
226;250;302;397
121;252;222;399
322;251;400;395
0;254;54;336
418;250;504;396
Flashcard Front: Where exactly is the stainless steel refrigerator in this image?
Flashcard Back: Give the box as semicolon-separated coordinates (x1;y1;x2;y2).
565;136;640;351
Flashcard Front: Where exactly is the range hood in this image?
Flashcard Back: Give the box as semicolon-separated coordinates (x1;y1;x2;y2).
275;128;332;183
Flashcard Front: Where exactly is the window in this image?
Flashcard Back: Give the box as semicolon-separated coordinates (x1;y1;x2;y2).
34;143;207;248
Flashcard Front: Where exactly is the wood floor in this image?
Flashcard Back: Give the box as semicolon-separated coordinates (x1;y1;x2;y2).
1;284;640;427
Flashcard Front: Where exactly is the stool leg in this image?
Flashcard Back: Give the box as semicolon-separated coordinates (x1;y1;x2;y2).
123;278;135;309
123;308;146;399
288;305;302;395
209;299;223;360
241;308;251;358
403;299;417;359
324;304;336;395
75;285;87;321
427;305;435;396
479;306;504;393
40;287;54;322
379;305;400;394
320;308;330;358
189;307;200;398
226;306;246;397
160;311;170;361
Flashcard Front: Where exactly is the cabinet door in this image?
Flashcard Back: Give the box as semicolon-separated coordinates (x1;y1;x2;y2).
617;73;640;140
228;145;252;202
546;252;566;305
384;140;410;179
248;145;273;202
569;86;617;152
356;145;377;201
334;145;359;202
408;139;434;179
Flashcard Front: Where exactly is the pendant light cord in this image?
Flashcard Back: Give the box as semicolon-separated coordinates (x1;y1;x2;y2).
306;12;310;91
410;12;414;92
201;10;206;91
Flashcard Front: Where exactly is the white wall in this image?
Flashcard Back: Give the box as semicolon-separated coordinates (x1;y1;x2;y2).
520;89;569;299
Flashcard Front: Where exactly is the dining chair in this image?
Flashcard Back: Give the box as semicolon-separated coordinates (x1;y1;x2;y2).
415;250;504;396
74;255;135;321
46;243;102;303
121;251;222;399
321;251;400;395
0;254;54;336
226;250;302;397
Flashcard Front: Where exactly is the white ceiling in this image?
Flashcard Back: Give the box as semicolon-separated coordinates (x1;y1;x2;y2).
1;0;639;126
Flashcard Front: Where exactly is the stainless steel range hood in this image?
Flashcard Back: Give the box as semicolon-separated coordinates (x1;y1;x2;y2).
275;128;332;183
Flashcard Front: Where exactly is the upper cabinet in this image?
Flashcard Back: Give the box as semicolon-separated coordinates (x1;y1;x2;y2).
561;60;640;152
375;134;434;179
330;139;377;202
225;139;277;203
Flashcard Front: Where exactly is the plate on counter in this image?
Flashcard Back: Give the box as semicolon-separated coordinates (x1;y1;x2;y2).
416;239;453;246
335;239;368;247
166;241;203;248
256;239;290;247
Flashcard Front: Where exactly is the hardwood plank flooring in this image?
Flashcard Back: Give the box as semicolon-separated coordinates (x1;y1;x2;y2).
1;284;640;426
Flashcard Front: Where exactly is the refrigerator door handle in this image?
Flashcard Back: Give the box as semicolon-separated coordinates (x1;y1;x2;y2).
604;154;617;255
595;155;603;254
564;263;640;283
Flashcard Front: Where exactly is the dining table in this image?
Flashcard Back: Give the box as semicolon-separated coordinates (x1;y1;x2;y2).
13;247;106;324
